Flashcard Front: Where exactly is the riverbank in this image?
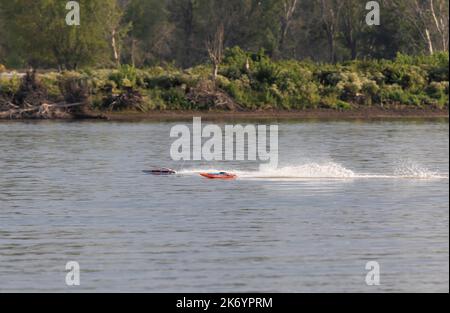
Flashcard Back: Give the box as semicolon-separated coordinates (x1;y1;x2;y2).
103;107;449;122
0;106;448;122
1;51;448;120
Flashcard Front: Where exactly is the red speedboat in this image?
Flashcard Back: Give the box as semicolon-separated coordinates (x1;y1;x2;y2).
200;172;237;180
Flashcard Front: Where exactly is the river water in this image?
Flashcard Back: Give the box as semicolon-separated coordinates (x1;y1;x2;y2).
0;119;448;292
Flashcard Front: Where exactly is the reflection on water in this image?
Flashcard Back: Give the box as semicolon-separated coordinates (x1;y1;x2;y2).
0;120;448;292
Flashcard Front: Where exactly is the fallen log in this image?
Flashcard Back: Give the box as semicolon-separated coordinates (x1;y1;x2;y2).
0;101;94;120
48;102;84;108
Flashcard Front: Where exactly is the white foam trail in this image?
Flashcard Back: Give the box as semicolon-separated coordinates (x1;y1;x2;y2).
179;162;448;180
238;163;356;179
393;161;448;179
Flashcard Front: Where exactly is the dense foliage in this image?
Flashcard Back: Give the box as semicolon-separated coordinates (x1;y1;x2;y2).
1;49;448;111
0;0;448;69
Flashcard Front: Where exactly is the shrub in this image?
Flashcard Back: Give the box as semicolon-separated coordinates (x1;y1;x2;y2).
161;88;191;110
221;46;251;80
341;81;360;100
145;74;185;89
252;57;281;87
380;84;406;104
58;72;90;103
380;84;427;106
425;81;449;108
40;72;62;100
224;79;255;109
1;50;447;112
291;82;321;109
321;95;351;110
0;75;21;96
362;81;380;104
316;70;343;87
215;75;231;89
13;71;49;106
144;89;167;111
108;65;138;89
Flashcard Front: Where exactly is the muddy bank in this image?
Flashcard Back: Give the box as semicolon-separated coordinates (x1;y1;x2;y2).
103;107;449;122
1;107;447;122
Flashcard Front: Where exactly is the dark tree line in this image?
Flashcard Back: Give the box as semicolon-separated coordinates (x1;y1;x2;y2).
0;0;448;69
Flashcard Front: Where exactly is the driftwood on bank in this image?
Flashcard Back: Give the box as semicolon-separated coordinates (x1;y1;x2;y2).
0;70;108;120
0;101;107;120
0;101;80;119
187;80;243;111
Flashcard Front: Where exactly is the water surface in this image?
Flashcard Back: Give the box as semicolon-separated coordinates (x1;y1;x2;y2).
0;119;448;292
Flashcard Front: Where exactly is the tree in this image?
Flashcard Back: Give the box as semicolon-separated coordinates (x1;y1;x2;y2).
340;0;366;59
351;1;406;58
277;0;299;58
317;0;344;63
396;0;449;55
1;0;121;69
429;0;449;52
107;1;131;67
1;0;449;69
167;0;197;67
207;23;224;81
124;0;173;66
411;0;436;54
0;5;6;65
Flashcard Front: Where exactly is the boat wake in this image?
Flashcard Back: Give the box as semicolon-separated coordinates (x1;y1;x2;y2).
179;162;448;180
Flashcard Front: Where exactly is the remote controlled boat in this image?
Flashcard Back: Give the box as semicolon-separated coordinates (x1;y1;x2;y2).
143;168;176;175
200;172;237;180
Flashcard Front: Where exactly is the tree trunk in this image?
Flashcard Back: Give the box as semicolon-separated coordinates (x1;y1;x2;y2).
429;0;448;52
277;0;298;59
350;40;357;60
327;31;336;63
111;29;120;67
278;23;288;58
131;39;136;67
213;63;219;82
182;0;194;68
207;24;224;83
425;28;434;55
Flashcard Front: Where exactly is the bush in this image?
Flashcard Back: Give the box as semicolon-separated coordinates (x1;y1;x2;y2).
362;81;380;104
380;84;407;104
425;81;449;108
429;66;449;82
108;65;138;89
380;84;426;106
343;82;359;99
321;95;351;110
252;57;281;87
224;79;256;109
144;74;184;89
316;69;343;87
221;46;251;80
161;88;191;110
40;72;63;100
0;75;21;96
1;50;447;112
426;82;447;99
58;72;90;103
143;89;167;111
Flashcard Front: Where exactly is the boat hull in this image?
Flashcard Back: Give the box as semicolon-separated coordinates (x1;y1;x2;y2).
143;169;176;175
200;173;237;180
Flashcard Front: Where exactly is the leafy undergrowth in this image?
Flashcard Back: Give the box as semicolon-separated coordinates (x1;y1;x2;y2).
1;49;448;113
